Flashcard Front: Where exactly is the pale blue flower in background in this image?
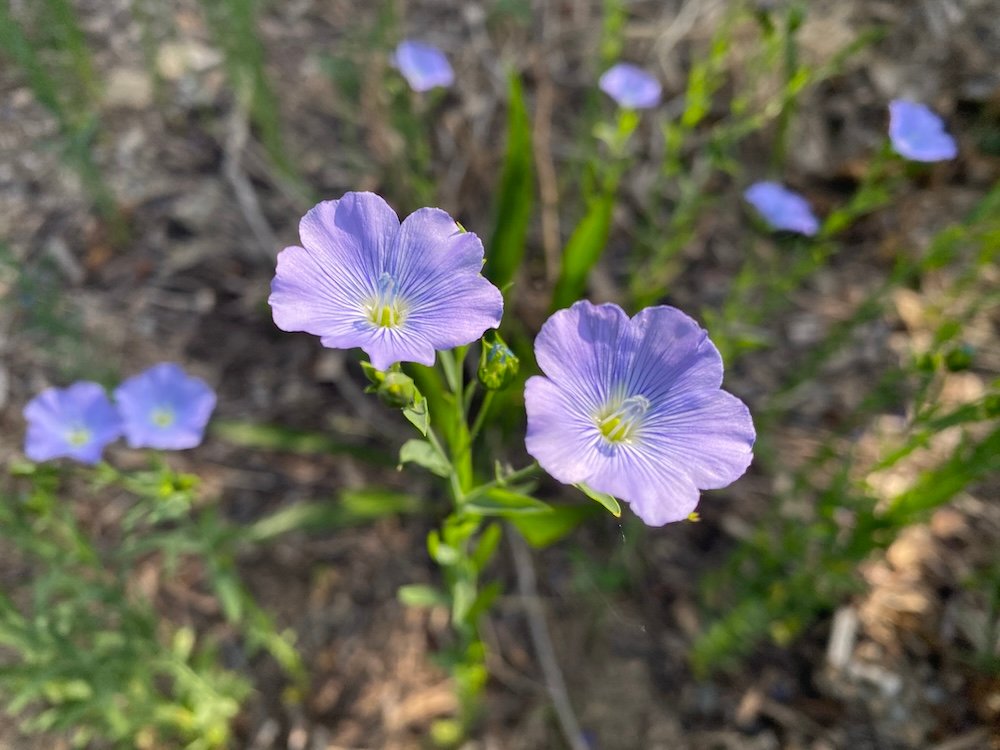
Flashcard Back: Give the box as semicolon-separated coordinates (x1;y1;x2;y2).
599;63;661;109
525;302;755;526
269;192;503;371
24;382;122;464
392;40;455;92
888;99;957;162
744;181;819;236
115;363;216;450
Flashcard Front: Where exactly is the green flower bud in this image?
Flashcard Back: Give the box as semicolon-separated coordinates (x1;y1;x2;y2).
478;333;519;391
377;371;417;408
360;360;385;386
944;343;974;372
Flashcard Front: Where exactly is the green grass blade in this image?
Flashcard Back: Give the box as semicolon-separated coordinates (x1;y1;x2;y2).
0;5;64;119
550;190;616;311
210;420;394;465
484;73;535;292
885;425;1000;525
243;490;422;544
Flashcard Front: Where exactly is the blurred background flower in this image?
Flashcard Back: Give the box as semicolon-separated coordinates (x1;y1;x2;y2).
598;62;662;109
888;99;958;162
114;363;217;449
743;181;820;235
392;40;454;92
23;382;122;464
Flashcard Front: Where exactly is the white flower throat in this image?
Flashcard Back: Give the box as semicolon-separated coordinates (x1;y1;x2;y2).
595;394;650;444
366;273;407;329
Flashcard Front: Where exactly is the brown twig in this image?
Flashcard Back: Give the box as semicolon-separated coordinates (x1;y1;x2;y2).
508;531;589;750
223;109;280;261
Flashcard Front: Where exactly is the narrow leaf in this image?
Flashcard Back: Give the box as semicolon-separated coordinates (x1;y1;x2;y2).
211;419;392;465
509;504;598;548
242;490;420;543
575;483;622;517
550;191;616;311
398;584;448;608
464;488;553;516
484;72;534;291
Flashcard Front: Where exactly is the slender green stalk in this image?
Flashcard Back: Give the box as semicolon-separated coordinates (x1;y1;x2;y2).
468;391;495;443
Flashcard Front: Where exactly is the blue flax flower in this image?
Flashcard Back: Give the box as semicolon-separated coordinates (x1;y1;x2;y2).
114;363;216;450
23;382;122;464
525;302;755;526
599;63;661;109
269;192;504;371
888;100;957;162
392;40;455;92
744;181;819;236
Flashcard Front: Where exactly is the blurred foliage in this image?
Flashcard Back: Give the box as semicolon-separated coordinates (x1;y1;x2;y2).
2;0;998;743
0;246;119;385
201;0;294;181
0;0;124;239
693;183;1000;675
485;73;535;293
0;463;255;748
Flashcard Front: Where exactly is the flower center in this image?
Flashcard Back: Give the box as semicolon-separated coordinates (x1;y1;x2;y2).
66;425;92;447
151;406;176;428
595;395;650;444
366;273;406;329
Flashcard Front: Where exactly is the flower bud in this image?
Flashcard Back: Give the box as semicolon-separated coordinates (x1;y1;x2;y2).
360;360;385;386
478;333;519;391
377;371;417;408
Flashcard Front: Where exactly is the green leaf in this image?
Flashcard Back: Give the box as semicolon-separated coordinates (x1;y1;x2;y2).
211;419;392;465
509;504;599;548
451;578;477;624
402;392;430;436
471;522;502;571
242;490;420;543
550;191;616;311
398;584;448;608
885;425;1000;525
340;489;422;518
464;488;553;516
575;483;622;517
210;567;244;623
427;530;460;566
398;439;451;478
466;581;502;622
484;72;534;291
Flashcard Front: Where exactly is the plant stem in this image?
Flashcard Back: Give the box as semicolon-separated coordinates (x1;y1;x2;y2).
468;391;495;443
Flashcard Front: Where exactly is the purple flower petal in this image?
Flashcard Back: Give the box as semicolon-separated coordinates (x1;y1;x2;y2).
392;40;455;92
269;192;503;371
888;100;957;162
270;194;400;353
599;63;661;109
525;302;755;526
23;382;122;464
744;181;819;236
114;363;216;450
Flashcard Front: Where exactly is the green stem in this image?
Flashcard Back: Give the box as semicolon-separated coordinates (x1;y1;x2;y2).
464;462;542;502
427;427;464;503
468;391;495;443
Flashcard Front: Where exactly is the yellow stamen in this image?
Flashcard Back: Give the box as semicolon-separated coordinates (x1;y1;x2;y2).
152;407;175;428
366;273;406;329
66;426;92;446
595;395;650;444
